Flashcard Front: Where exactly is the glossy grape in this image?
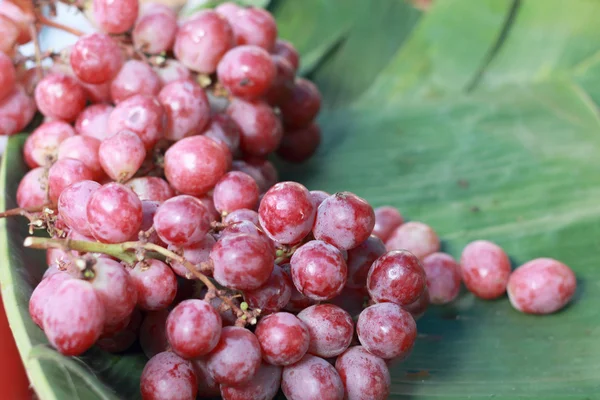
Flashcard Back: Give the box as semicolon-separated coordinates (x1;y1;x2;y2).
93;0;139;34
0;85;36;135
127;176;174;202
372;206;404;242
158;79;210;141
213;171;260;214
70;33;123;84
154;59;191;85
297;304;354;358
220;362;281;400
422;252;461;305
34;73;86;122
107;94;165;150
57;136;103;179
344;235;385;289
154;195;212;247
75;104;114;141
220;6;277;51
281;354;344;400
99;130;146;182
48;158;94;205
335;346;391;400
227;98;283;157
223;208;259;226
273;39;299;71
140;351;198;400
277;123;321;163
58;180;100;237
385;221;440;260
202;113;241;153
24;121;75;168
17;167;47;209
29;271;72;328
221;220;275;256
231;158;278;193
110;60;161;104
255;312;310;365
133;7;177;54
460;240;511;300
243;265;292;314
217;45;276;99
279;78;321;129
264;55;294;105
130;259;177;311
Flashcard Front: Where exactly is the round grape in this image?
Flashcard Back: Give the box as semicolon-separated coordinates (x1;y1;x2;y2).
223;208;259;226
0;15;19;54
231;158;278;193
460;240;511;300
372;206;404;242
346;235;386;289
385;221;440;260
281;354;344;400
70;33;123;84
159;79;210;141
243;265;292;314
213;171;260;214
129;259;177;311
107;94;165;150
24;121;75;168
220;220;275;256
34;73;86;122
110;60;161;104
202;113;241;153
154;59;191;85
99;130;146;182
227;98;283;157
17;167;47;209
29;271;72;328
279;78;321;129
93;0;139;34
273;39;300;71
133;8;177;54
75;104;114;141
127;176;174;202
335;346;391;400
58;180;101;237
0;51;16;101
217;45;276;99
422;252;461;305
264;55;295;106
220;362;281;400
80;81;112;104
297;304;354;358
153;195;212;247
57;136;103;179
0;85;36;135
328;287;366;318
48;158;94;205
255;312;310;365
403;286;429;320
0;1;32;44
221;6;277;51
140;351;198;400
277;122;321;163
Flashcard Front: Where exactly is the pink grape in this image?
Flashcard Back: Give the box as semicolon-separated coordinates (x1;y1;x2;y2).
96;309;142;353
129;259;177;311
367;249;426;306
0;15;19;54
207;327;262;385
48;158;94;205
0;51;16;101
75;104;114;141
86;182;143;243
273;39;299;71
356;302;416;359
140;309;169;359
255;312;310;365
372;206;404;242
243;265;292;314
460;240;511;300
422;252;461;305
508;258;576;314
29;271;72;328
57;136;103;179
110;60;161;104
310;190;329;208
223;208;259;226
403;286;429;320
221;6;277;51
385;221;440;260
297;304;353;358
203;113;241;153
127;176;174;202
217;45;275;99
227;98;283;157
0;85;36;135
164;135;230;196
191;357;221;398
210;233;274;290
346;235;386;289
70;33;123;84
168;235;216;279
99;130;146;181
154;195;212;247
93;0;139;34
154;59;191;85
108;94;165;150
158;79;210;140
34;73;86;122
290;240;348;301
17;167;47;209
231;158;278;193
58;180;101;237
80;81;112;104
140;351;198;400
220;220;275;256
0;1;33;44
277;123;321;163
166;299;222;359
281;354;344;400
220;362;281;400
42;279;105;356
313;192;375;251
133;8;177;54
24;121;75;168
213;171;259;214
258;181;315;244
335;346;391;400
264;55;294;105
279;78;321;129
174;10;235;74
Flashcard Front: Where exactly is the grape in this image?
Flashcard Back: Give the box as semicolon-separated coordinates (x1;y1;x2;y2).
140;351;198;400
402;286;428;320
460;240;511;300
168;235;216;279
129;259;177;311
57;136;102;180
48;158;94;205
279;78;321;129
0;85;36;135
174;10;235;74
223;208;259;226
154;195;212;247
276;122;320;163
255;312;309;365
328;287;366;318
281;354;344;400
335;346;391;400
290;240;347;301
210;233;274;290
108;94;165;150
385;221;440;261
34;73;86;122
199;195;220;222
284;284;317;313
99;130;146;182
0;1;32;44
24;121;75;168
231;158;278;193
110;60;162;104
309;190;329;208
264;55;295;105
80;81;112;104
372;206;403;242
90;258;138;334
221;220;275;256
346;235;386;289
158;79;210;141
58;180;101;237
366;250;426;306
217;45;276;99
93;0;139;34
75;104;114;141
422;252;461;305
207;326;262;386
220;7;277;51
243;265;292;314
273;39;300;71
154;59;192;85
140;309;169;359
0;15;19;54
133;8;177;54
220;362;281;400
258;181;315;244
201;113;241;154
0;51;16;101
356;302;416;359
213;171;259;214
17;167;47;209
164;135;230;196
96;309;142;353
297;304;353;358
227;98;283;157
86;182;143;243
127;176;174;202
70;33;123;84
29;271;72;328
166;299;222;359
313;192;375;251
42;279;105;356
191;357;221;398
507;258;576;314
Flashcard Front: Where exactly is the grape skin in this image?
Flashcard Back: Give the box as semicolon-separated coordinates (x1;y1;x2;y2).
99;130;146;182
202;113;241;154
335;346;391;400
34;73;86;122
0;51;16;101
70;33;123;84
220;220;276;256
0;85;36;135
0;15;19;54
372;206;404;242
93;0;139;34
58;180;101;237
422;252;461;305
96;309;142;353
273;39;300;72
217;45;276;99
107;94;165;150
110;61;162;104
140;351;198;400
48;158;94;205
17;167;47;209
297;304;354;358
227;98;283;157
57;136;103;179
220;362;281;400
385;221;440;259
223;208;259;226
243;265;292;314
213;171;260;214
402;286;429;320
231;158;278;194
255;312;310;365
220;6;277;51
154;59;191;85
133;8;178;54
154;195;212;247
346;235;386;289
129;259;177;311
24;121;75;168
159;79;210;141
277;122;321;163
29;271;72;328
460;240;511;300
75;104;114;141
281;354;344;400
279;78;321;129
127;176;174;202
0;1;32;45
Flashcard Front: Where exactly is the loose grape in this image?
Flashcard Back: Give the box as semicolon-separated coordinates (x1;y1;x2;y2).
227;98;283;157
345;235;386;289
110;60;162;104
140;351;198;400
335;346;391;400
255;312;310;365
158;79;210;141
75;104;114;141
220;362;281;400
107;94;165;150
93;0;139;34
367;250;426;306
70;33;123;84
133;8;177;54
277;122;321;163
297;304;354;358
17;167;47;209
154;195;212;247
386;221;440;261
279;78;321;129
422;252;461;305
281;354;344;400
34;73;86;122
58;180;101;237
168;235;216;279
99;130;146;182
127;176;174;202
29;271;72;328
217;45;276;99
48;158;95;205
372;206;404;242
0;51;16;101
0;85;36;135
24;121;75;168
221;6;277;51
130;259;177;311
460;240;511;300
213;171;259;214
273;39;300;72
140;309;169;359
243;265;292;314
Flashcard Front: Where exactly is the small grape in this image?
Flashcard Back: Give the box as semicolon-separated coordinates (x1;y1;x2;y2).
202;113;241;153
140;351;198;400
346;235;386;289
57;136;103;179
422;252;461;305
367;250;426;306
460;240;511;300
154;195;212;247
255;312;310;365
48;158;94;205
335;346;391;400
356;302;416;359
93;0;139;34
129;259;177;311
403;286;429;320
133;7;177;54
86;182;143;243
385;221;440;260
140;309;169;359
206;326;262;386
297;304;354;358
99;130;146;182
96;309;142;353
507;258;576;314
0;85;36;135
227;98;283;157
281;354;344;400
17;168;47;209
70;33;123;84
0;1;33;44
273;39;300;71
154;59;191;85
313;192;375;251
58;180;101;237
0;51;16;101
217;45;276;99
279;78;321;129
29;271;72;328
34;73;86;122
24;121;75;168
127;176;174;202
290;240;347;301
42;279;105;356
213;171;259;214
168;235;216;279
231;158;278;193
191;357;221;398
277;122;321;163
0;15;19;54
110;60;161;104
75;104;114;141
220;362;281;400
243;265;292;314
107;94;165;150
158;79;210;141
220;6;277;51
372;206;404;242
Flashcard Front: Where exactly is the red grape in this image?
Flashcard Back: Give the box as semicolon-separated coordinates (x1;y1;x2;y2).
80;81;112;104
0;1;33;44
213;171;259;214
356;302;416;359
220;6;277;51
75;104;114;141
281;354;344;400
110;60;161;104
29;271;72;328
133;8;177;54
335;346;391;400
70;33;123;84
231;158;278;193
220;220;275;256
202;113;241;153
422;252;461;305
58;180;101;237
57;136;103;179
158;79;210;141
191;357;221;398
220;362;281;400
154;59;191;85
24;121;75;168
277;122;321;163
0;15;19;54
140;309;169;359
372;206;403;242
297;304;353;358
346;235;386;289
130;259;177;311
460;240;511;300
168;234;216;279
385;221;440;260
34;73;86;122
48;158;94;205
227;98;283;157
264;55;294;105
310;190;329;208
0;51;16;101
127;176;174;202
273;39;299;71
217;45;276;99
99;130;146;182
0;85;36;135
279;78;321;129
140;351;198;400
93;0;139;34
243;265;292;314
223;208;259;226
154;195;212;247
108;94;165;150
255;312;310;365
17;167;47;209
